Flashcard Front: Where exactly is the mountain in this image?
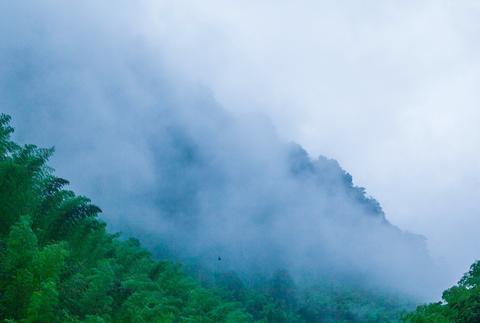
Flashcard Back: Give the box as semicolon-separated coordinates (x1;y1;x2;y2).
0;113;439;322
0;3;445;319
1;53;439;301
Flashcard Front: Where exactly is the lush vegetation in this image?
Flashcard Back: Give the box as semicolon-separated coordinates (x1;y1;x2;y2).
404;260;480;323
0;113;414;322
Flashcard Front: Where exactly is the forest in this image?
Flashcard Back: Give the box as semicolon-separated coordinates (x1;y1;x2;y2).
0;111;478;323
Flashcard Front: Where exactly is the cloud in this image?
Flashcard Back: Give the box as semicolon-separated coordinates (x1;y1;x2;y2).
142;0;480;277
2;0;473;298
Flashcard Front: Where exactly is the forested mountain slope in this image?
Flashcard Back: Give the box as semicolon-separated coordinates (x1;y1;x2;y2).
0;114;425;322
0;1;443;304
0;3;465;323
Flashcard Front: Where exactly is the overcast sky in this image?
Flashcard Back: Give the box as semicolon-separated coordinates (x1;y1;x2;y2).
2;1;479;278
140;0;480;273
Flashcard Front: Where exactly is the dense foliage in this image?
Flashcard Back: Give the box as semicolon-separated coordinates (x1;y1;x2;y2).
404;260;480;323
0;113;414;322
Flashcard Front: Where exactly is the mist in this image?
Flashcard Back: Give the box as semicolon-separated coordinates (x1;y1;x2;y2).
0;1;459;301
147;0;480;277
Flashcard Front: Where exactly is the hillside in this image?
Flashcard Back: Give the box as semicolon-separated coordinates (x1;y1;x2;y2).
0;113;428;322
0;0;440;306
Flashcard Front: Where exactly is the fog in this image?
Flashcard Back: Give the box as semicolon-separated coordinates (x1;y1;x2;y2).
147;1;480;278
1;1;471;300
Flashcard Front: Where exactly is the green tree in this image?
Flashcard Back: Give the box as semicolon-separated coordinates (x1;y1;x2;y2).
404;260;480;323
0;113;250;322
0;216;38;319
